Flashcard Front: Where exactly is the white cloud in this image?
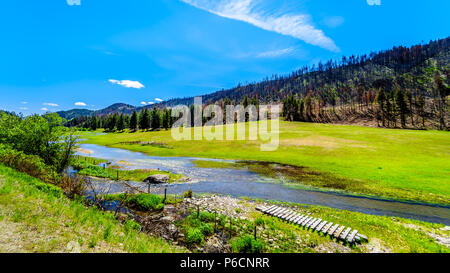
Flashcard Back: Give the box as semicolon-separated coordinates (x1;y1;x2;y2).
67;0;81;6
43;102;59;107
256;47;295;58
155;98;163;102
109;79;145;89
180;0;339;52
367;0;381;5
41;107;49;111
75;102;87;106
140;101;147;105
148;102;155;105
21;101;28;104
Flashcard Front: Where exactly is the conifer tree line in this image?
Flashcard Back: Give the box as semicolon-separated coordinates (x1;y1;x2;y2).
281;61;449;130
67;108;173;132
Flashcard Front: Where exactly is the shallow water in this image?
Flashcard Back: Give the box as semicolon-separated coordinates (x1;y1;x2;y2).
77;144;450;225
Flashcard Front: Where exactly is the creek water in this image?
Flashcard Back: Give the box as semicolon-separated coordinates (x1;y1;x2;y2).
76;143;450;225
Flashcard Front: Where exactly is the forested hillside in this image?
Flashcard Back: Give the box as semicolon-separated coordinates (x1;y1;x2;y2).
61;37;449;130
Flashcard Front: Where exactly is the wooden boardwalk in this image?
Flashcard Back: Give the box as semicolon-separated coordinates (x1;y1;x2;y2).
256;205;368;244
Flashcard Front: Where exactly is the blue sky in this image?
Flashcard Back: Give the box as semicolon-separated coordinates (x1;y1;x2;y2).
0;0;449;115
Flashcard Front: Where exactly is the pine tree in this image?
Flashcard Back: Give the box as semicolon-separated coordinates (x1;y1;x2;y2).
151;108;161;130
395;89;407;128
376;89;386;127
163;109;171;130
130;110;138;131
117;114;125;132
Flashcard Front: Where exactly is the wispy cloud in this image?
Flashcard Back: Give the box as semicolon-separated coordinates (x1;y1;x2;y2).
180;0;339;52
41;107;49;111
75;102;87;106
367;0;381;6
109;79;145;89
19;107;28;111
140;101;148;105
43;102;59;107
155;98;163;102
256;46;295;58
21;101;28;104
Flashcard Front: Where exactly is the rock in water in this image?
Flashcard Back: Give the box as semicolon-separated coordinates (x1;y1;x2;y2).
144;174;170;184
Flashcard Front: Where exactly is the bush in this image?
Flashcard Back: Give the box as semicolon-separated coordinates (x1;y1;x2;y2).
199;223;214;236
232;235;264;253
0;144;56;184
125;194;164;211
186;228;204;246
198;211;215;222
255;217;265;226
183;189;193;198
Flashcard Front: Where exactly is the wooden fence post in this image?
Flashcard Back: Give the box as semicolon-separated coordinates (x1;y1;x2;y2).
214;211;217;232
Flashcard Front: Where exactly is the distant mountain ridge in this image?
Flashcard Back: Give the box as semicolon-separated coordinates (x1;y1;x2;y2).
57;103;138;120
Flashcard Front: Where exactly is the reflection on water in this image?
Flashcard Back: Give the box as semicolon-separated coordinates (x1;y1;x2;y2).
77;144;450;225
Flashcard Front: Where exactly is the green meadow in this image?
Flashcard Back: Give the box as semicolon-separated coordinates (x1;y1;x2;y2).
81;121;450;205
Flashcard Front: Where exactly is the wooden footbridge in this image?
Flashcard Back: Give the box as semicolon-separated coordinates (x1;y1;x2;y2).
256;205;368;244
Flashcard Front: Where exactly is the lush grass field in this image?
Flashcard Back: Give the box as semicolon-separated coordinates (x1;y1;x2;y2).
80;121;450;204
0;165;184;253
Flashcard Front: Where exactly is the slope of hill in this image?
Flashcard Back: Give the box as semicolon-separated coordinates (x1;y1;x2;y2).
57;103;139;120
161;37;450;106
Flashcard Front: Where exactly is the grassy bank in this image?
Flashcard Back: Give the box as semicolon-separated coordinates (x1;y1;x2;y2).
0;164;184;253
80;121;450;204
72;156;183;182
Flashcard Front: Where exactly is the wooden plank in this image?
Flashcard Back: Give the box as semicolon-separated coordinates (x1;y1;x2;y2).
306;218;317;228
300;216;312;227
287;212;298;221
278;209;291;218
340;228;352;241
299;216;311;226
267;207;281;215
316;221;327;232
286;213;298;222
347;230;358;243
263;205;276;213
334;226;346;238
327;224;339;236
291;214;303;223
310;219;321;229
311;219;322;230
282;211;295;220
276;208;290;217
321;222;333;234
294;215;306;225
272;207;285;216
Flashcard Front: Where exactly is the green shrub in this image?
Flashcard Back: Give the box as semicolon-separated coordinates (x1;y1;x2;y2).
125;194;164;211
186;228;204;245
183;189;193;198
199;223;214;236
232;235;264;253
198;211;215;222
0;144;56;184
255;217;265;226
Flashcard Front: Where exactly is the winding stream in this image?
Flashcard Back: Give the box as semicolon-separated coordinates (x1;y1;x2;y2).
77;144;450;225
